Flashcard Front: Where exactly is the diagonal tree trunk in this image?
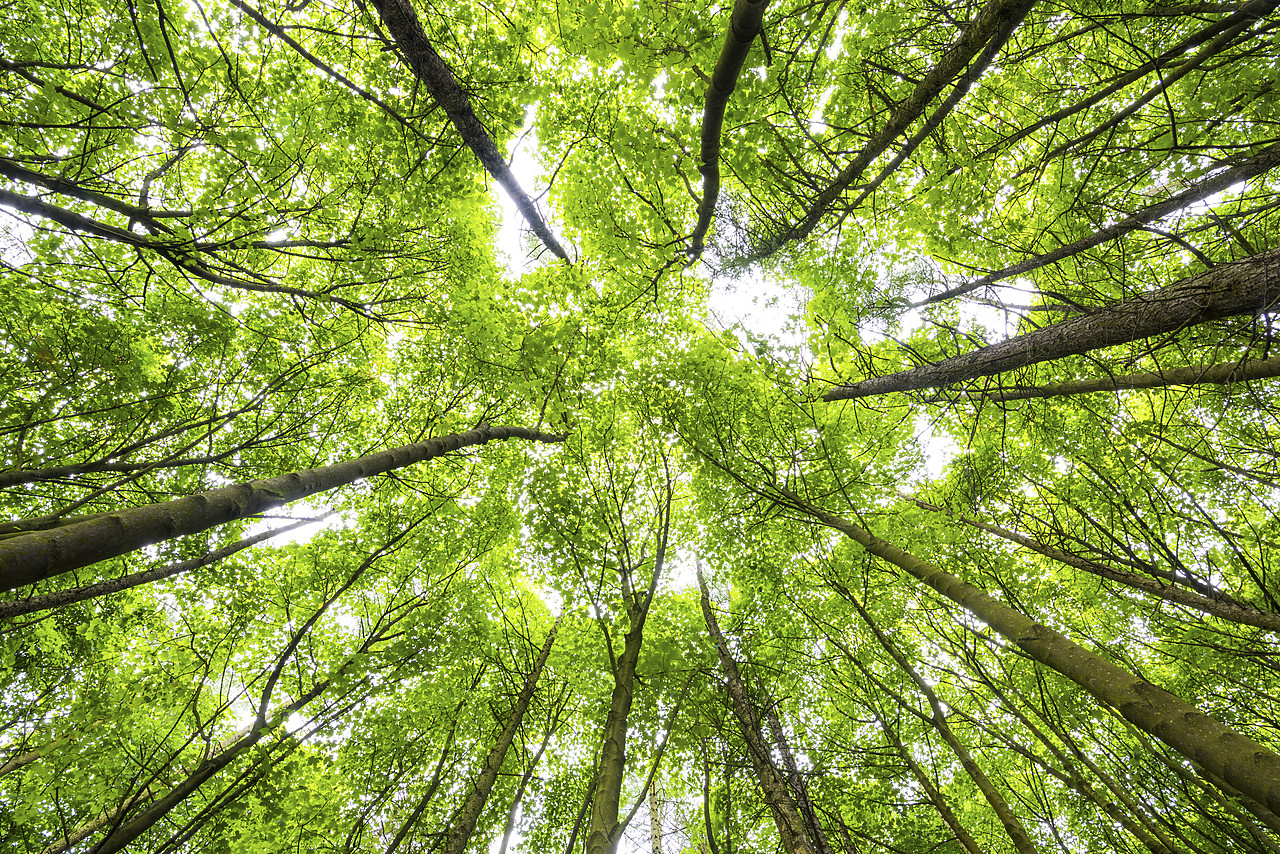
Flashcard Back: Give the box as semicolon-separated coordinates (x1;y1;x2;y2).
825;246;1280;401
369;0;570;262
697;565;819;854
0;518;319;620
780;488;1280;816
920;137;1280;306
0;424;564;590
838;588;1039;854
753;679;837;854
443;615;562;854
873;709;989;854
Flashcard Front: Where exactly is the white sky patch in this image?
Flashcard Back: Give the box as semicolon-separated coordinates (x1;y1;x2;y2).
911;413;959;484
706;267;808;353
495;106;548;277
244;500;346;546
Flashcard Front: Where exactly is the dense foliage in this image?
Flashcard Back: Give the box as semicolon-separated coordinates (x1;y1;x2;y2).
2;0;1279;852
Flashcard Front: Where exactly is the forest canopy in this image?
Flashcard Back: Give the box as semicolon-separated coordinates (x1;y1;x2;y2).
1;0;1279;852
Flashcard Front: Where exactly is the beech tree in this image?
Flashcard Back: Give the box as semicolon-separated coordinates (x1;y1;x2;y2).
3;0;1279;853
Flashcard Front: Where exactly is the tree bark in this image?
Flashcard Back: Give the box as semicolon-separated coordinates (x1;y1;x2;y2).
754;680;837;854
687;0;771;260
0;518;317;620
443;616;561;854
586;588;658;854
965;355;1280;401
0;425;564;590
784;490;1280;816
648;779;664;854
369;0;570;262
825;246;1280;400
698;565;819;854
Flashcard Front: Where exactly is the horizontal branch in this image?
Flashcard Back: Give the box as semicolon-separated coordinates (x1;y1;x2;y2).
919;141;1280;305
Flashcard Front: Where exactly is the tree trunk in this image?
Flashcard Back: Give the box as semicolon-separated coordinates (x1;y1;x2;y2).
875;712;988;854
754;680;837;854
785;490;1280;815
648;779;664;854
698;565;819;854
443;616;562;854
0;424;563;590
753;0;1039;258
0;519;316;619
825;246;1280;400
368;0;569;262
841;590;1038;854
586;601;651;854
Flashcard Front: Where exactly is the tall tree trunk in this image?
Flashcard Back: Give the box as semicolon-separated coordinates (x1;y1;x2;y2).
0;424;563;590
825;246;1280;401
587;521;668;854
443;616;562;854
697;566;819;854
782;490;1280;815
368;0;570;262
648;779;664;854
753;680;837;854
0;518;317;619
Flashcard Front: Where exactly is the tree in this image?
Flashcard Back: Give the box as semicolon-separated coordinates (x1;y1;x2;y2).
3;0;1280;852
